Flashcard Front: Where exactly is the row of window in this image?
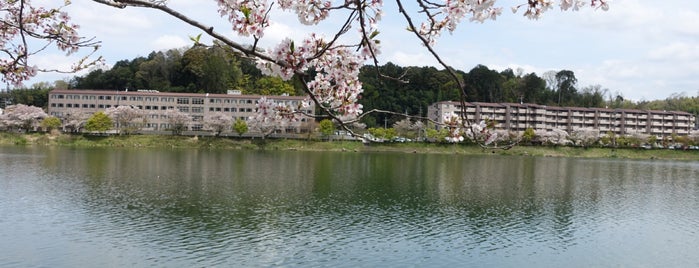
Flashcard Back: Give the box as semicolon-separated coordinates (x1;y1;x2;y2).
452;111;692;123
51;103;110;109
208;107;253;113
441;105;690;119
52;94;265;105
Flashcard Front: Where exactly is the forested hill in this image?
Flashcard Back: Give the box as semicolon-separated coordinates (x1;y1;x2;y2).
8;45;699;128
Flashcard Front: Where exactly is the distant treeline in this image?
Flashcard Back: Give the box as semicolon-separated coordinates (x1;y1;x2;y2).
5;44;699;128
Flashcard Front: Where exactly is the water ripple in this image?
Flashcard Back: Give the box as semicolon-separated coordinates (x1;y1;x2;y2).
4;148;699;267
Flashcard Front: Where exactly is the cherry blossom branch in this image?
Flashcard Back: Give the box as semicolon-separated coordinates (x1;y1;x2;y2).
1;0;103;85
94;0;276;62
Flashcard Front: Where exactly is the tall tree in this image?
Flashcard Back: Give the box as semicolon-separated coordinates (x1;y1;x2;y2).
555;70;578;106
464;65;504;103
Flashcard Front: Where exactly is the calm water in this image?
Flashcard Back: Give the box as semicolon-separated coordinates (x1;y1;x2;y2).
1;146;699;267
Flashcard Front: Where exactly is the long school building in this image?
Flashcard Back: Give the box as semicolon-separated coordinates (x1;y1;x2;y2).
428;101;696;138
48;89;315;133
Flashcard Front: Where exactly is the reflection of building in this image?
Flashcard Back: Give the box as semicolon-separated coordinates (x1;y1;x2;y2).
428;101;695;137
48;89;315;132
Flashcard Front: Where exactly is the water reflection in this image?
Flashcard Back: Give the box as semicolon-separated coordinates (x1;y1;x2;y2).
1;146;699;267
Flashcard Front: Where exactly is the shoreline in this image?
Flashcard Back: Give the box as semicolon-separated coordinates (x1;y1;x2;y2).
2;132;698;161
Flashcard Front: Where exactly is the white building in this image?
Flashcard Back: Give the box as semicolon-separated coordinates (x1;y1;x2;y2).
428;101;695;138
48;89;315;133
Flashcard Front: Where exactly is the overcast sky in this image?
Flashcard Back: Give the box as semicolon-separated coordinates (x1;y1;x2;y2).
26;0;699;102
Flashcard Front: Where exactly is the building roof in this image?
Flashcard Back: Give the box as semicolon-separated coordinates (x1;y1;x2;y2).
49;89;309;100
431;100;694;116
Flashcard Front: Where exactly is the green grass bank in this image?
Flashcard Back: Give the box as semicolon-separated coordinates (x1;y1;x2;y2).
2;132;699;161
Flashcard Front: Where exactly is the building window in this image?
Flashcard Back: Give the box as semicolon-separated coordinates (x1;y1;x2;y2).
192;98;204;105
192;115;204;121
192;107;203;113
178;106;189;113
191;124;203;131
177;98;189;104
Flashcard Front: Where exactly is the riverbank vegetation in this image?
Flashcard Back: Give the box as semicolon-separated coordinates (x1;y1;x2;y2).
2;132;699;161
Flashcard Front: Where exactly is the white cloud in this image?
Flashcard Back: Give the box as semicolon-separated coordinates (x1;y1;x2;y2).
150;35;190;51
674;10;699;36
647;42;699;62
67;4;154;36
260;21;309;48
389;51;438;68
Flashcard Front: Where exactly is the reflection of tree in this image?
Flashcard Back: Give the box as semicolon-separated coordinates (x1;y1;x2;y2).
31;148;698;265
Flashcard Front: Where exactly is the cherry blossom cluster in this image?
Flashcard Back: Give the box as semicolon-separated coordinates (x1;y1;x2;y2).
442;111;464;142
204;112;234;135
276;0;331;25
417;0;607;47
535;128;570;145
512;0;608;19
61;109;91;133
569;127;600;146
164;108;192;135
247;97;304;133
560;0;608;11
105;105;146;134
1;0;90;85
0;104;48;131
216;0;269;37
164;108;192;124
465;119;498;145
256;34;372;121
442;112;501;144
